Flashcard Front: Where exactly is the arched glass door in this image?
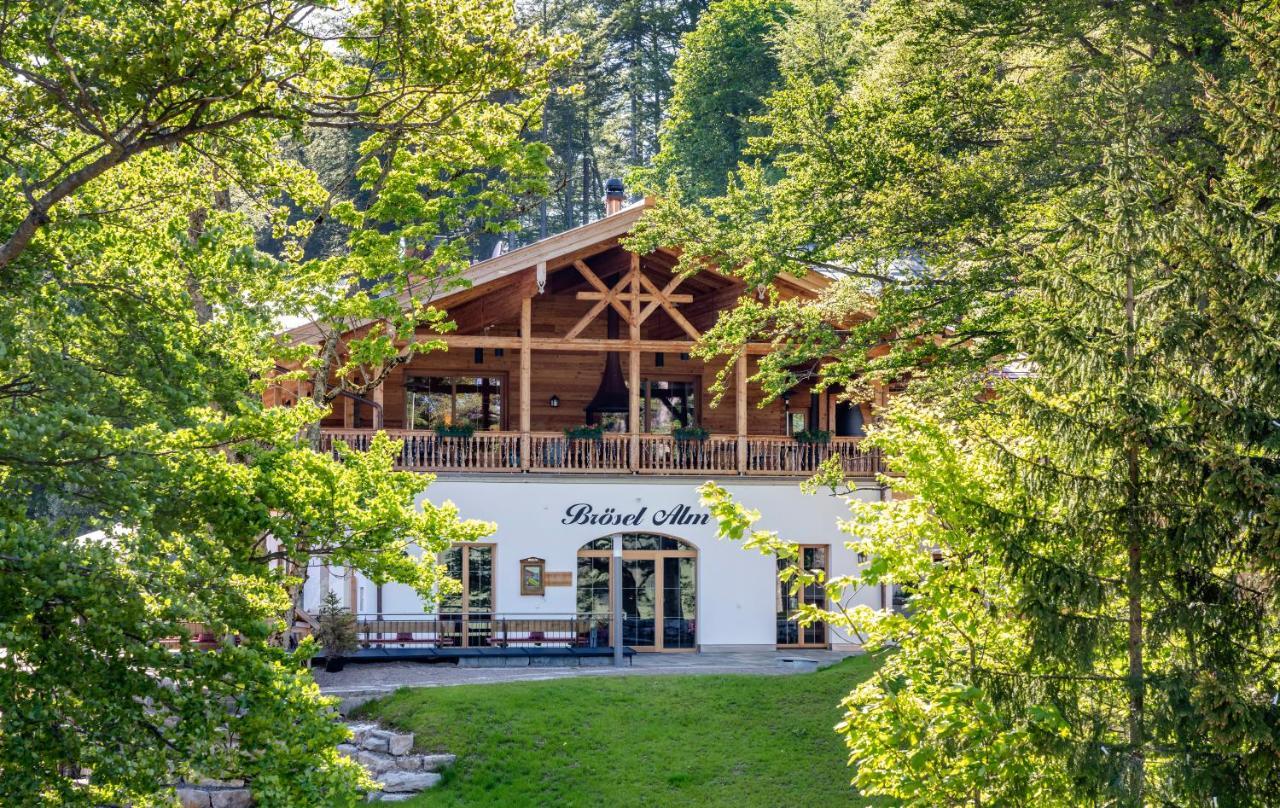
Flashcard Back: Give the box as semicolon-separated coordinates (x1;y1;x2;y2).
577;534;697;652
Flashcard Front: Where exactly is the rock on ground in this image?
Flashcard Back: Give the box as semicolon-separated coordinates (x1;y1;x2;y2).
175;718;452;805
377;771;444;793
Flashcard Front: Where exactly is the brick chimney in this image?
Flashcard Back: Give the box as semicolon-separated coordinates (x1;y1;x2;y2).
604;178;625;216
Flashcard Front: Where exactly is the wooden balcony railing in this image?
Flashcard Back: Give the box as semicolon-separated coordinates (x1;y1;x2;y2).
742;436;881;476
635;434;740;474
316;429;882;477
528;432;630;472
318;429;522;472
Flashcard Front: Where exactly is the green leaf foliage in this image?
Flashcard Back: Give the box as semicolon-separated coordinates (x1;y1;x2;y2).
0;0;566;803
641;0;793;200
677;0;1280;804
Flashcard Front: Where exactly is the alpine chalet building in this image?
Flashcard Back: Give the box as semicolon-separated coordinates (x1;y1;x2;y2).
283;193;889;654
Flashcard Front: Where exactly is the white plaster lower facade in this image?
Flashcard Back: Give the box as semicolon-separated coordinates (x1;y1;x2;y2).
303;476;884;650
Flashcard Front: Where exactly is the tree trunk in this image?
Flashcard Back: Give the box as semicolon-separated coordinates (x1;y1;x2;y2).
1123;266;1145;804
582;119;591;224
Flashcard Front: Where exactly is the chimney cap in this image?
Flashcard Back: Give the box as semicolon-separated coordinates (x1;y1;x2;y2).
604;177;625;198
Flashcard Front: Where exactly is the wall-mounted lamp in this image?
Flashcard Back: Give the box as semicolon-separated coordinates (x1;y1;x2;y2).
474;348;484;364
494;348;504;357
679;352;690;361
549;395;560;408
655;352;665;367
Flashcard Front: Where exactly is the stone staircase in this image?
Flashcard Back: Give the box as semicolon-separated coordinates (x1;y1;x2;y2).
340;721;456;802
175;720;454;805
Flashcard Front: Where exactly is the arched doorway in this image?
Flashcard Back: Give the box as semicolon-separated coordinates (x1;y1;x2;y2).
577;533;698;652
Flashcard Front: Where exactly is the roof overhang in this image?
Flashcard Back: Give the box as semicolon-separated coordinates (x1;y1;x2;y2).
281;198;830;344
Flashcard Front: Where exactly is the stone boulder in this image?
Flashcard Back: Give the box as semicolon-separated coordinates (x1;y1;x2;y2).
377;771;443;793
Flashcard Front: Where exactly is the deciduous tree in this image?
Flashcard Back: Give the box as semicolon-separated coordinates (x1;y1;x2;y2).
0;0;567;803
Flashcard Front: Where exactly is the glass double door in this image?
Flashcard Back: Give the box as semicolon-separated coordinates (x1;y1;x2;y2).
578;537;697;651
439;544;493;647
620;555;696;651
777;545;828;647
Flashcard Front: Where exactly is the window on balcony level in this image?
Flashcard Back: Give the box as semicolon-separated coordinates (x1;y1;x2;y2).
642;378;698;433
405;375;505;431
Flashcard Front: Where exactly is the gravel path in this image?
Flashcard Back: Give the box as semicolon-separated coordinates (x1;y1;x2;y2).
313;649;858;696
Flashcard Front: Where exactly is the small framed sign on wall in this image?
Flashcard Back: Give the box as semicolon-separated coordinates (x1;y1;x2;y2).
520;557;545;596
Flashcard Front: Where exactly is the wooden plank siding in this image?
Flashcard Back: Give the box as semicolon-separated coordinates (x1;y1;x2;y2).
324;341;811;436
301;227;881;476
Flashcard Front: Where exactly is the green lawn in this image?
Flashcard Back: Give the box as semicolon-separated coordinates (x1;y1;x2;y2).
358;655;885;807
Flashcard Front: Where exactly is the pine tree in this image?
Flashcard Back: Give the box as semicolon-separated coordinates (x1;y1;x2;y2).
644;0;792;200
656;0;1280;803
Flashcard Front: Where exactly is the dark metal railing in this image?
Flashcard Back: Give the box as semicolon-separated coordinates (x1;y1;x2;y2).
354;613;615;649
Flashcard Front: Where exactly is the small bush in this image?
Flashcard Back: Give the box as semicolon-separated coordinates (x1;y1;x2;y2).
672;425;710;441
434;423;476;438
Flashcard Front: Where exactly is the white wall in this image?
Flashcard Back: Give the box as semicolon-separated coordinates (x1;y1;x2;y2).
305;476;884;648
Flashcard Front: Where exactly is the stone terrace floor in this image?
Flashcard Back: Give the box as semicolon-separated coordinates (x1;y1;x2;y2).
314;648;859;699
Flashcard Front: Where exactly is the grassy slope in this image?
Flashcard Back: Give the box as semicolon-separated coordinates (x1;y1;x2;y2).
359;655;886;807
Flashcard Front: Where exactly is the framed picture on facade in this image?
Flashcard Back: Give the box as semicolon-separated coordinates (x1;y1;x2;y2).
520;557;545;596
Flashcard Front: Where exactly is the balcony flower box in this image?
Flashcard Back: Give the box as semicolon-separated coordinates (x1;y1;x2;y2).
792;429;831;445
671;425;710;442
434;423;476;439
563;425;605;441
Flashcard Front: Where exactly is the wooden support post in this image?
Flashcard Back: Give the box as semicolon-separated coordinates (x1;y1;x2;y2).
736;352;748;474
520;296;532;470
342;394;354;428
628;254;641;470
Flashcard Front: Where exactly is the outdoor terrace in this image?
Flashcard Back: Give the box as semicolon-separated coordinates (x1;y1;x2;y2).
317;428;881;477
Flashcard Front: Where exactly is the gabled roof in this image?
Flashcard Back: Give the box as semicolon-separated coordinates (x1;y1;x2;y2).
283;197;828;344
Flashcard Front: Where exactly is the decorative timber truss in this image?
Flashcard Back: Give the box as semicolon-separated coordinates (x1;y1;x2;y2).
284;200;885;477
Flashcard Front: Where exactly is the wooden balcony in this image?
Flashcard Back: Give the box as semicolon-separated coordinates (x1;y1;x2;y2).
316;429;882;477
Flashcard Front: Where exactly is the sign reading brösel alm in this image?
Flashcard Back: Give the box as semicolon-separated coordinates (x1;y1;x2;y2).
560;502;710;528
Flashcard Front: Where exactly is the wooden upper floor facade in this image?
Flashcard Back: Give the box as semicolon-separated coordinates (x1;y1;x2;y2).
278;200;881;477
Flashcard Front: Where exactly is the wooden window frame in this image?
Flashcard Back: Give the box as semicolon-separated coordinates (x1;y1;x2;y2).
576;534;699;653
437;542;498;616
776;543;830;649
436;542;498;649
405;371;510;432
639;374;702;434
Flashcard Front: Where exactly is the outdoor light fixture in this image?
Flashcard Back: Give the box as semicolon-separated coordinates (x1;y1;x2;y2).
474;348;484;363
549;395;560;408
655;352;665;367
679;352;690;361
494;348;504;357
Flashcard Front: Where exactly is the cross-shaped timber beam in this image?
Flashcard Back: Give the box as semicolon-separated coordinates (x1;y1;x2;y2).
637;273;688;324
636;271;700;340
572;260;633;323
577;290;693;305
566;255;699;342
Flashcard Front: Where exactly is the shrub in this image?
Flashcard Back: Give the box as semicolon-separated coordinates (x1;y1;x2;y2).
434;423;476;438
672;425;710;441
